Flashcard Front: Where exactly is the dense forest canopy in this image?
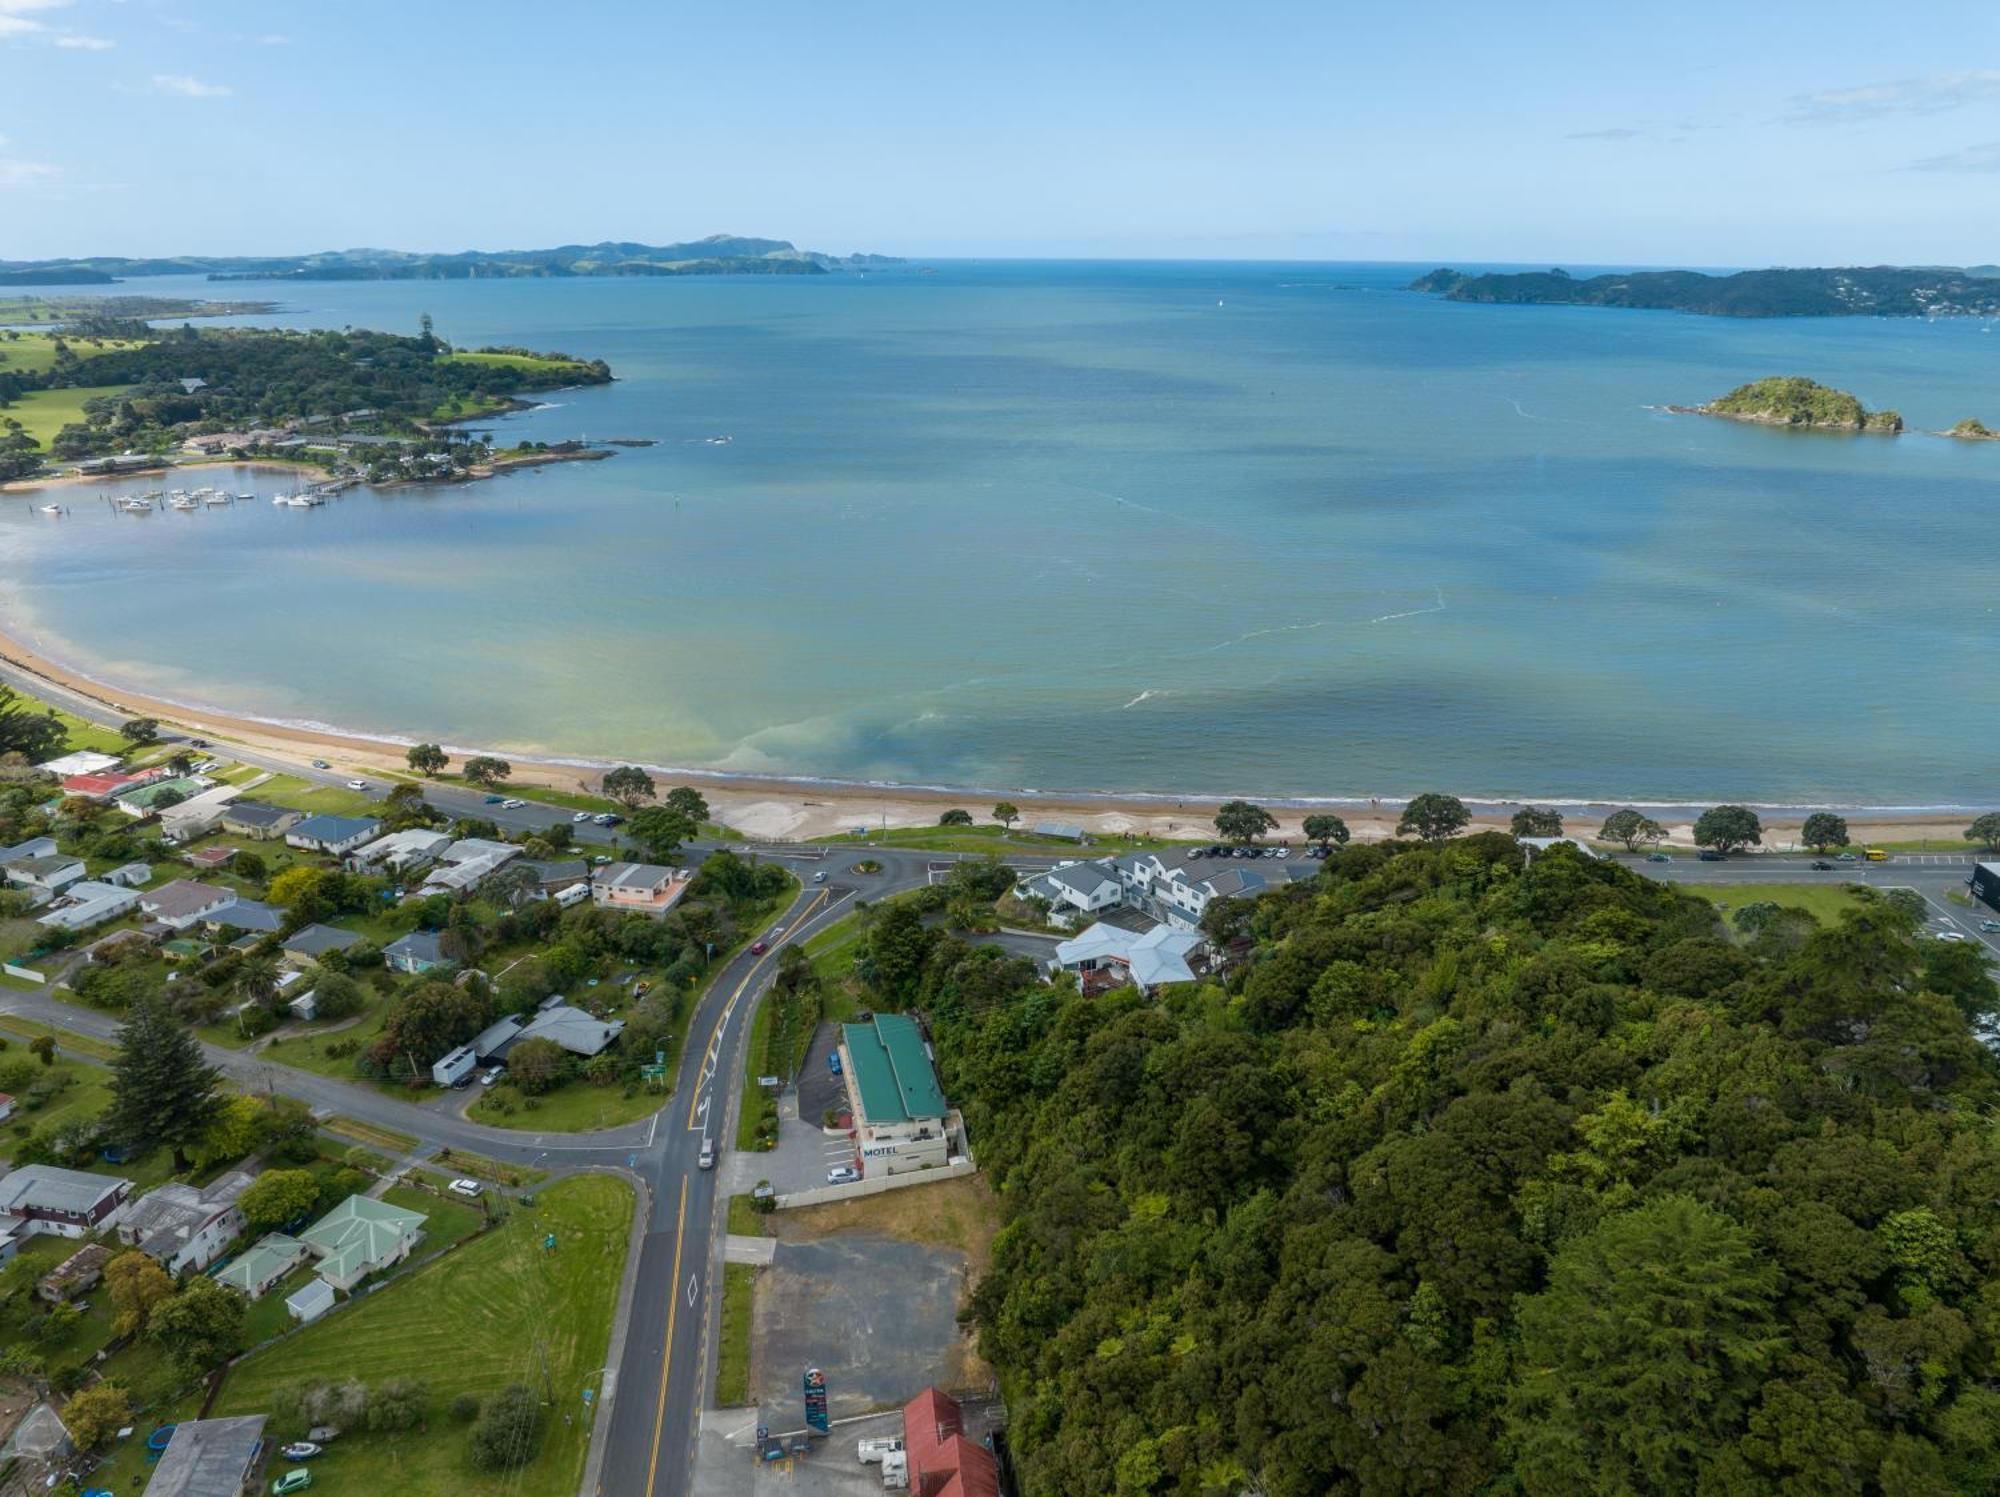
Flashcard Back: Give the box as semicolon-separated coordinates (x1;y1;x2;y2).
899;837;2000;1496
1410;264;2000;318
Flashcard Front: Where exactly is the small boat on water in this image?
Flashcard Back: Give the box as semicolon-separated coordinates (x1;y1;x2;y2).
169;496;200;511
234;491;255;501
205;493;233;506
38;504;64;515
116;498;154;513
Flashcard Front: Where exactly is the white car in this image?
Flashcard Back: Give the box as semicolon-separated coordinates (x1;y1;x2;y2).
573;811;591;822
827;1165;860;1186
697;1137;715;1170
479;1067;505;1086
858;1437;904;1464
346;779;368;791
447;1178;484;1198
501;798;525;809
1936;930;1969;942
193;758;220;773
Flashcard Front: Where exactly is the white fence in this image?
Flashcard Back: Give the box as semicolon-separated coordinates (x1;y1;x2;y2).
774;1157;978;1210
2;962;47;984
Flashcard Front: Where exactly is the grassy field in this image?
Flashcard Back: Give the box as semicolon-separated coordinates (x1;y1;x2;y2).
445;350;598;377
0;331;142;374
2;382;131;448
1697;882;1870;928
242;770;383;817
0;1013;118;1061
213;1173;632;1497
470;1080;666;1133
0;1056;110;1163
714;1262;757;1407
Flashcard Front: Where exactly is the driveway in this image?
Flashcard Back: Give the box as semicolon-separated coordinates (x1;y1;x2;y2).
797;1022;848;1128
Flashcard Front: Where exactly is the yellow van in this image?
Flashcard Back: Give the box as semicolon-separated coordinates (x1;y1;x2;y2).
1864;848;1889;862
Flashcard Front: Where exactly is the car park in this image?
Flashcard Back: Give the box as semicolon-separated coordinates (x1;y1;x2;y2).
447;1178;484;1198
279;1443;322;1462
827;1165;860;1185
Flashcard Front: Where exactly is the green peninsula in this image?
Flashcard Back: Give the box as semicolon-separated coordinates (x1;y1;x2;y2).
1687;377;1901;432
1410;264;2000;318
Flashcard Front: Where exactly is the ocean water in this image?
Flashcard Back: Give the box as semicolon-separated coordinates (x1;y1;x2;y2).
3;261;1997;805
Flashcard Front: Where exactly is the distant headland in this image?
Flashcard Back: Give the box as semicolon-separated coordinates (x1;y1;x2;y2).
0;235;906;286
1409;264;2000;318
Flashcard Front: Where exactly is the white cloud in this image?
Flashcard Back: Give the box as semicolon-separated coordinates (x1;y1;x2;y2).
1790;70;2000;122
52;32;111;47
1565;127;1643;141
1905;141;2000;173
0;156;59;186
152;72;230;97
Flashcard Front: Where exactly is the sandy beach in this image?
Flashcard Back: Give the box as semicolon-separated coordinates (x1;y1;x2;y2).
0;458;319;495
0;622;1985;850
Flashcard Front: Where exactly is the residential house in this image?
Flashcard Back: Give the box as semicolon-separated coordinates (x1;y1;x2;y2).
470;1002;624;1063
519;859;590;897
101;861;153;887
185;845;237;872
280;924;362;964
431;1045;478;1087
158;784;243;843
590;862;691;917
34;880;141;932
348;828;453;874
838;1012;955;1178
299;1195;426;1291
112;776;210;818
138;879;238;931
417;837;519;893
0;1164;132;1239
219;801;300;841
143;1415;269;1497
1052;920;1206;993
903;1387;1001;1497
60;767;165;801
283;814;380;856
0;836;57;867
1015;859;1125;926
36;1243;113;1304
383;929;447;975
202;897;282;936
34;751;119;778
213;1233;307;1299
115;1171;254;1275
2;852;86;897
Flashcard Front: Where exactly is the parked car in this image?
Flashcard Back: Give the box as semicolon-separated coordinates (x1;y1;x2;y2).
279;1443;322;1462
272;1472;313;1496
1937;931;1969;942
345;779;367;791
1698;851;1727;862
483;794;504;804
193;759;220;773
1273;847;1290;859
1186;847;1205;859
573;811;591;822
447;1179;484;1198
501;797;525;809
311;759;331;770
480;1067;505;1087
594;812;623;826
1980;919;2000;933
827;1165;860;1186
828;1051;843;1077
698;1137;715;1170
858;1437;905;1464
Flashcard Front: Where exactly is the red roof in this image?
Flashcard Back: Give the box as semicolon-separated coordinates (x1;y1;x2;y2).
62;770;154;797
903;1388;999;1497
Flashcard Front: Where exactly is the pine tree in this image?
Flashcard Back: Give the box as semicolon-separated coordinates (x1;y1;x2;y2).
107;998;223;1173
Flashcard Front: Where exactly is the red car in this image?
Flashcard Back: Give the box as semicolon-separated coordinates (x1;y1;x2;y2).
751;940;768;955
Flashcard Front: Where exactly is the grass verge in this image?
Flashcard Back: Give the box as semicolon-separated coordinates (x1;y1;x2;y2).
322;1115;419;1154
1696;882;1869;928
713;1262;757;1407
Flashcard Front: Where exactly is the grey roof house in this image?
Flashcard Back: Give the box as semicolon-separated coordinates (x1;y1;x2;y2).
284;814;381;855
281;924;363;963
0;1164;133;1238
383;929;447;974
142;1414;268;1497
219;801;300;839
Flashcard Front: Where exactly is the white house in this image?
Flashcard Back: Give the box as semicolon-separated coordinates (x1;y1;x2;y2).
590;862;691;917
2;852;87;897
34;881;141;932
417;837;519;893
349;828;454;874
1016;859;1126;926
1053;920;1207;993
285;814;381;856
158;784;245;843
36;751;120;778
115;1171;254;1274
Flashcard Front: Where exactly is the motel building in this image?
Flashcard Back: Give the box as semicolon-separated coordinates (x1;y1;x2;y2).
836;1012;960;1178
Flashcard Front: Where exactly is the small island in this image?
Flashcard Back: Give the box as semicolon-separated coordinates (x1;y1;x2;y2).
1677;377;1902;433
1946;417;2000;440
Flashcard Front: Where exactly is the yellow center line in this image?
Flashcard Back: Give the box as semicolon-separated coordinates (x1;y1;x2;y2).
644;1175;690;1496
684;888;830;1129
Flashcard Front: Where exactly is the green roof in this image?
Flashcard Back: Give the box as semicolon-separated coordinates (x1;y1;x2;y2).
215;1233;305;1291
841;1012;947;1124
117;776;206;810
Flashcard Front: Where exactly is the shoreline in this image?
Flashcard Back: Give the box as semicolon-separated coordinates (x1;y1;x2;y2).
0;622;1988;847
0;457;324;495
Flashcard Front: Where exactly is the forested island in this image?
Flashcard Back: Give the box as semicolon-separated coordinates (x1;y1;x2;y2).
1947;418;2000;440
1411;264;2000;317
909;837;2000;1495
0;235;903;285
1678;377;1902;432
0;318;611;482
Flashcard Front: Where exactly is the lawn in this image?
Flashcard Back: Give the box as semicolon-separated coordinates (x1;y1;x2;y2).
714;1262;757;1407
0;1056;110;1162
257;1002;394;1084
242;770;382;818
0;331;142;375
444;350;598;377
213;1174;633;1497
1698;882;1869;929
2;382;131;448
469;1080;666;1133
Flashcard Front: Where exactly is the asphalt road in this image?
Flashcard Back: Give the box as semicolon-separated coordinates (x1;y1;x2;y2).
11;655;1998;1491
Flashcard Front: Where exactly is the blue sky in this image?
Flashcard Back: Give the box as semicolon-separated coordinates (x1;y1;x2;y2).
4;0;1999;264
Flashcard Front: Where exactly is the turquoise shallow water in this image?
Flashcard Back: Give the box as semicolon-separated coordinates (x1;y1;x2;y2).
3;261;1996;804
